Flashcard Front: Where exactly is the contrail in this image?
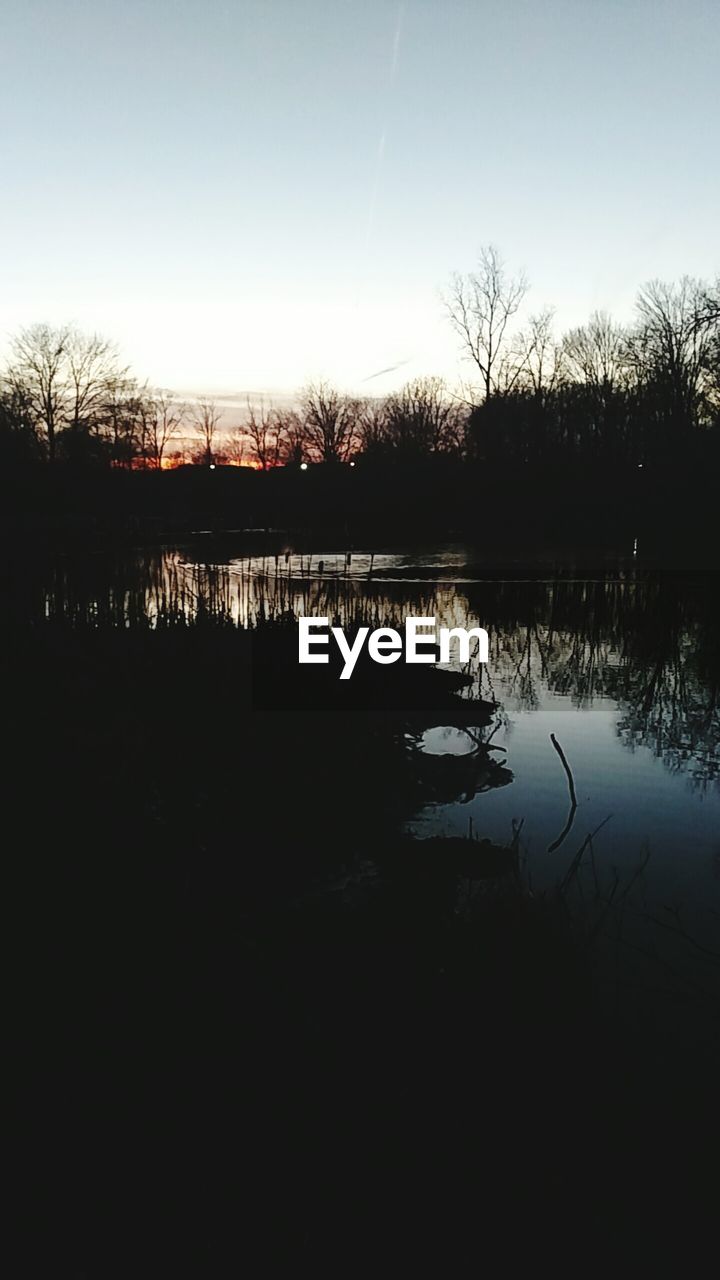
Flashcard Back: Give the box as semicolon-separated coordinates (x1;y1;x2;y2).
361;358;412;382
364;132;386;253
363;1;406;255
390;0;405;81
356;3;408;386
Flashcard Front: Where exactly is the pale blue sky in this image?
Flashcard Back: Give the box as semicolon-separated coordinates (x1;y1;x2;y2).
1;0;718;396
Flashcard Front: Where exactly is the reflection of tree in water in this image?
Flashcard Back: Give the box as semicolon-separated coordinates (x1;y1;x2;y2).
22;547;720;788
614;593;720;788
466;572;720;788
463;577;630;713
405;724;513;806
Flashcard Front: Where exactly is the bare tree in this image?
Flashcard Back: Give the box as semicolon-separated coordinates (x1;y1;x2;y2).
700;276;720;327
357;399;389;456
563;311;629;392
704;278;720;421
101;376;148;467
191;397;223;465
142;391;186;469
0;379;41;460
5;322;130;461
275;408;307;466
445;245;528;401
245;397;283;470
300;381;360;462
384;377;463;457
66;331;125;430
5;323;73;460
223;425;247;467
513;308;564;397
629;277;715;433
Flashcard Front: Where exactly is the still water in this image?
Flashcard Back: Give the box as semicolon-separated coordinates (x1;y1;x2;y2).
35;537;720;966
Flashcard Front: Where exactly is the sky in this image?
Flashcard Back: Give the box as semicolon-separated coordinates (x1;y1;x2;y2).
1;0;718;401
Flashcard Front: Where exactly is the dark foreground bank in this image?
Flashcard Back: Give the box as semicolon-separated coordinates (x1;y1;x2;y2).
3;451;720;559
7;609;719;1272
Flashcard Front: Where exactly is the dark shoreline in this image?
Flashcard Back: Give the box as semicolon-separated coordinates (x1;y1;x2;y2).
3;455;720;562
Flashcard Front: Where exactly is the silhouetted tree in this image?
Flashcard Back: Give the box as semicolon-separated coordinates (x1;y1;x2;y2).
66;331;125;430
191;397;223;465
223;425;247;467
514;308;564;399
704;284;720;429
483;310;565;463
142;391;186;469
561;311;633;460
5;323;73;461
563;311;628;392
300;381;360;462
0;382;41;462
357;400;389;457
700;276;720;328
383;377;464;458
445;245;528;401
245;398;282;470
5;323;130;463
274;408;307;466
99;377;147;467
629;277;716;446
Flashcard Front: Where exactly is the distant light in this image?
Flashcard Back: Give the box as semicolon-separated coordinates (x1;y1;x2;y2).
209;463;216;470
349;461;356;468
637;463;643;469
300;462;308;471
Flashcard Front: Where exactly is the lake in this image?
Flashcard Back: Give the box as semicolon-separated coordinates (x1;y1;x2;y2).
27;534;720;1012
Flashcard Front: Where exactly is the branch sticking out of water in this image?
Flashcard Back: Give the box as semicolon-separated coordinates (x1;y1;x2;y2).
547;732;579;852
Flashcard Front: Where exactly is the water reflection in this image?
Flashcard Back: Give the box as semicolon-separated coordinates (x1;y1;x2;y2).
12;537;717;1043
410;724;513;805
28;540;720;793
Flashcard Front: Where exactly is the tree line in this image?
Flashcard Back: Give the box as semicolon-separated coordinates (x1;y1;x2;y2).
445;247;720;468
0;325;236;469
2;247;718;471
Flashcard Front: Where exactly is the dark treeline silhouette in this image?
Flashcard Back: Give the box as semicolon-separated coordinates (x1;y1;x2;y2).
447;250;720;469
2;250;718;477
